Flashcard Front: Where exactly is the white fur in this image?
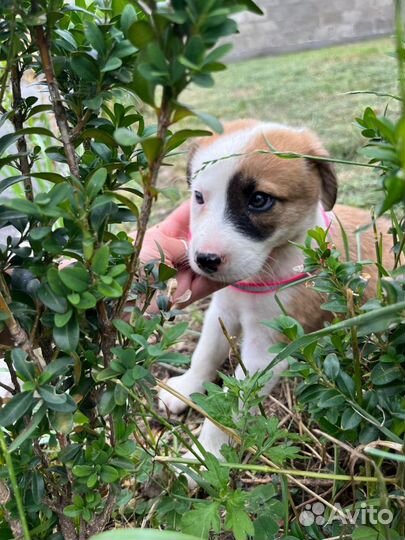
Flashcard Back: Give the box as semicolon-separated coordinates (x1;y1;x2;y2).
159;123;329;465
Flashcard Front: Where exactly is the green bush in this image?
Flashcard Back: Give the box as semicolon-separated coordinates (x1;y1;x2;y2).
0;1;263;538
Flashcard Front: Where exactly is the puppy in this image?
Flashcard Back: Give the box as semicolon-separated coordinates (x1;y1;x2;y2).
158;119;390;458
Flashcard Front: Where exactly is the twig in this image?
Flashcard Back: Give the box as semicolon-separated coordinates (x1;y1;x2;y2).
70;109;93;141
0;381;14;395
45;498;78;540
86;489;117;537
34;25;79;178
115;89;172;318
11;63;33;200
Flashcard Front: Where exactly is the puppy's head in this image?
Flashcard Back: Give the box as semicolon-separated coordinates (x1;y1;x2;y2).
188;120;337;282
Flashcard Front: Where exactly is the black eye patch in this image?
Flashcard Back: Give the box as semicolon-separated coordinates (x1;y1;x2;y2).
225;172;275;241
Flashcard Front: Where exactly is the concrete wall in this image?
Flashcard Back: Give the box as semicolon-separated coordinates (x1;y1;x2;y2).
229;0;393;60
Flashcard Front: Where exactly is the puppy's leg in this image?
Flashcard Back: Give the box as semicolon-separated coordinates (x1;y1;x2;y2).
158;295;240;414
188;330;287;459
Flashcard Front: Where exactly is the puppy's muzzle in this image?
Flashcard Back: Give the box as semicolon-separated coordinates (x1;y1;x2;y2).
195;252;222;274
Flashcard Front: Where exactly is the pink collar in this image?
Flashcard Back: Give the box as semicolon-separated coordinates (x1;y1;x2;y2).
230;209;333;295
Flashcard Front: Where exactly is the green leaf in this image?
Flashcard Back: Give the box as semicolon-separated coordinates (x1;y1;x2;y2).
225;495;254;540
99;389;116;415
8;405;46;453
0;127;56;156
132;67;155;106
100;465;119;483
176;105;222;133
114;383;128;406
40;357;75;384
371;363;403;385
12;348;35;381
352;526;381;540
101;56;123;72
318;389;345;408
82;129;117;147
68;293;81;305
120;3;137;32
323;353;340;380
203;453;229;490
0;391;35;427
31;172;66;184
274;301;405;361
30;226;51;241
112;319;133;337
98;280;123;298
37;284;68;314
164;322;188;343
73;464;94;478
39;384;68;405
114;127;141;146
341;408;362;430
54;310;73;328
238;0;264;15
75;292;97;310
0;175;29;195
166;129;211;152
204;44;233;64
31;471;45;505
49;411;74;435
158;262;177;281
142;137;163;164
104;191;139;218
86;167;108;200
53;315;80;353
85;22;105;55
47;267;68;296
253;515;279;540
2;197;41;217
181;501;221;539
92;245;110;275
128;20;155;48
59;264;90;293
71;52;100;81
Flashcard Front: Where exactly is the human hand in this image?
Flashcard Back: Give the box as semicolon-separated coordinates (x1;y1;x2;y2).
136;201;224;310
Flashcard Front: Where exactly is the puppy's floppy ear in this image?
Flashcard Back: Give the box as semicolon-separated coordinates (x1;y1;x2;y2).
306;138;337;211
316;159;337;211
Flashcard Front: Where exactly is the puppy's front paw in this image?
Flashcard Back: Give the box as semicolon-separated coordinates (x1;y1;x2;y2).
179;425;231;489
158;372;204;414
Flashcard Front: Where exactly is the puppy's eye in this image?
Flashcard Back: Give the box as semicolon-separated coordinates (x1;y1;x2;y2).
194;190;204;204
247;191;275;212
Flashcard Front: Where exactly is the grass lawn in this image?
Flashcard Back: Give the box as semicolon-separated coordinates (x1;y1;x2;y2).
158;37;398;213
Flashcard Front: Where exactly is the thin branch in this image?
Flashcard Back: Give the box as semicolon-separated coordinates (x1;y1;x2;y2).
45;498;78;540
0;381;14;395
86;489;117;537
33;25;80;178
114;90;172;318
0;288;42;374
70;109;93;141
11;63;33;200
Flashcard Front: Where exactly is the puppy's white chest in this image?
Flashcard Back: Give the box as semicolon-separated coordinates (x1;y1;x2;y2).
213;286;293;336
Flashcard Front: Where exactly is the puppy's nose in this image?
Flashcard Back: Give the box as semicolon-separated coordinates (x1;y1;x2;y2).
195;252;222;274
